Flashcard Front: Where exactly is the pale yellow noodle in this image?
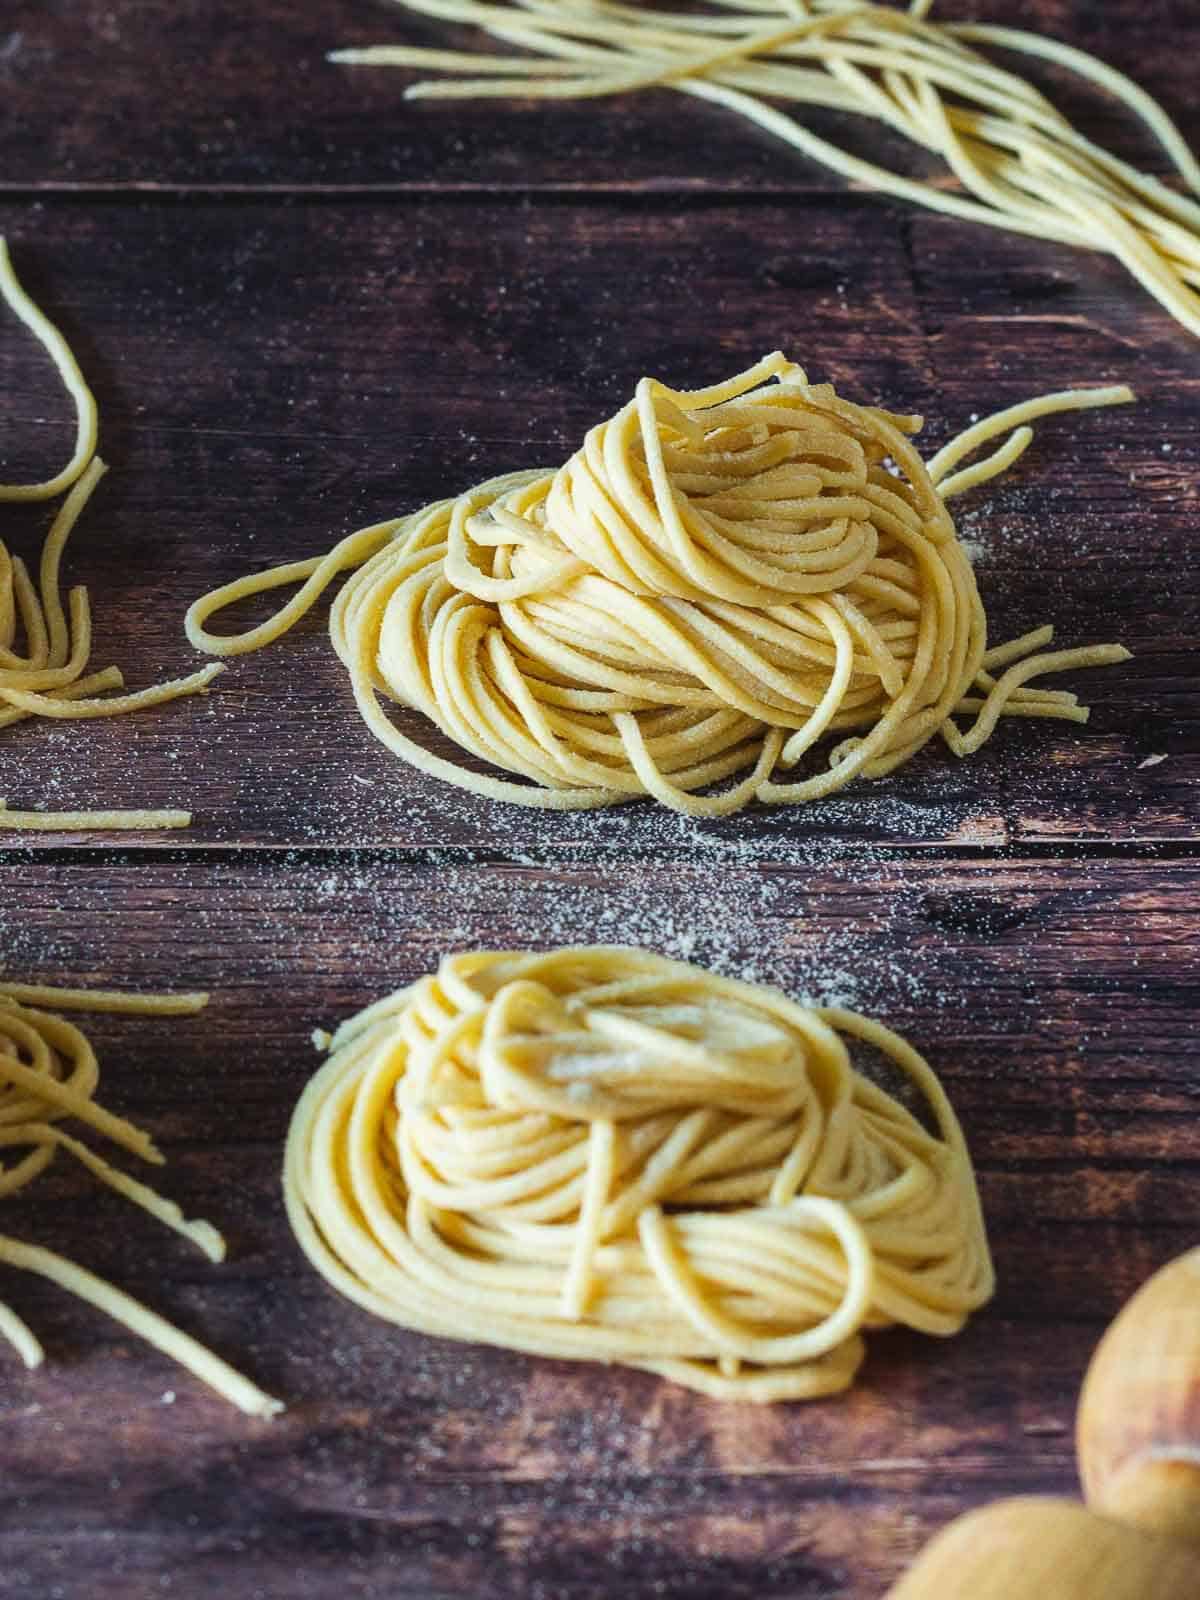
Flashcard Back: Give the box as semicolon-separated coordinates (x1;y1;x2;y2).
0;239;97;503
0;1235;280;1415
0;982;208;1016
925;385;1139;484
0;239;222;830
284;947;994;1400
0;805;194;831
187;354;1131;816
0;984;282;1417
331;1;1200;338
0;661;223;720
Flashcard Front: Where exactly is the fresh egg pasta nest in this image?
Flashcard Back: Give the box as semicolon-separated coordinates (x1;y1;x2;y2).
285;947;994;1401
189;353;1128;816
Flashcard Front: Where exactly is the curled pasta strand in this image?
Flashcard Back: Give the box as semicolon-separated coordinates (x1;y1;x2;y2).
0;239;97;503
0;985;282;1417
0;242;227;829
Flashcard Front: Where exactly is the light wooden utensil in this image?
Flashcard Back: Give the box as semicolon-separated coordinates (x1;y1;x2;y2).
884;1248;1200;1597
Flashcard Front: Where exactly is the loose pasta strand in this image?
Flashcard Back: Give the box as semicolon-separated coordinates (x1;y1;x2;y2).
0;985;282;1417
0;239;97;503
0;238;224;830
0;982;209;1016
0;804;195;832
330;1;1200;339
0;1235;282;1418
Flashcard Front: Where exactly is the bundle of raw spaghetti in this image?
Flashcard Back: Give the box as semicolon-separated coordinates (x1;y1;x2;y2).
1;237;221;831
187;352;1130;816
332;0;1200;339
285;947;993;1400
0;980;281;1416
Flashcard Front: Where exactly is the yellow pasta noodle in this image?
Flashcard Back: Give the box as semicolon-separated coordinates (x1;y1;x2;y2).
1;238;221;829
188;353;1130;816
331;0;1200;338
0;801;193;832
285;947;994;1400
0;981;282;1417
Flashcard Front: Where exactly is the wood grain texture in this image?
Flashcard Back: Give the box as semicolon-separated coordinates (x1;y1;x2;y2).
1;855;1196;1598
1;3;1198;1595
0;1;1197;193
1;198;1195;848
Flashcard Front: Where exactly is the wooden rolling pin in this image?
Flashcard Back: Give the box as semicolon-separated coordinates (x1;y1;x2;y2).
885;1248;1200;1598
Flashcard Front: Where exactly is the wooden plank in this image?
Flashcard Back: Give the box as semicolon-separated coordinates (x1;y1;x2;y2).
0;1492;1119;1600
2;200;1195;849
1;2;1197;193
0;853;1195;1596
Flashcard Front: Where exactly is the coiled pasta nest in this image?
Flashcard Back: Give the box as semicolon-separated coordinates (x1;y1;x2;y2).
285;947;994;1400
190;353;1128;815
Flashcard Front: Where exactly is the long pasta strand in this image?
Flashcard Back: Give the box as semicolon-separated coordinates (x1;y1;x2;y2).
0;983;282;1417
1;239;222;830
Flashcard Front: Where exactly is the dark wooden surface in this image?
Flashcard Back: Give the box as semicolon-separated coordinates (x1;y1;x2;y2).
4;857;1197;1599
1;3;1198;1597
1;199;1194;847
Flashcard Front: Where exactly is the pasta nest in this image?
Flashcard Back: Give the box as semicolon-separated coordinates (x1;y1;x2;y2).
337;353;982;811
189;351;1129;815
286;947;994;1401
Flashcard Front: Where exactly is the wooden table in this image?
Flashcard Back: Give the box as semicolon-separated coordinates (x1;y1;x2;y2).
2;3;1197;1595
